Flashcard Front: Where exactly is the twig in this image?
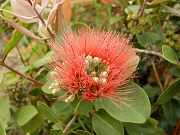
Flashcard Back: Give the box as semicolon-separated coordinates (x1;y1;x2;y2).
27;0;33;6
33;7;54;39
16;46;27;66
63;113;78;134
42;95;51;106
138;0;147;18
174;118;180;135
136;49;163;58
0;61;43;86
78;117;88;131
151;62;163;93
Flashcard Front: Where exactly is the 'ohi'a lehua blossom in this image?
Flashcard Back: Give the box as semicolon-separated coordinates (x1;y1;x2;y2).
49;29;139;102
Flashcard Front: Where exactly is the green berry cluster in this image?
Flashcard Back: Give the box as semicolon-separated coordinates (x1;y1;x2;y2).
6;80;30;108
126;12;152;34
163;30;180;50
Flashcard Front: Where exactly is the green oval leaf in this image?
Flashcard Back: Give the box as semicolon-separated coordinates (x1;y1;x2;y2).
92;110;124;135
22;114;44;133
0;119;7;130
37;101;59;123
170;66;180;77
75;130;92;135
50;129;63;135
32;51;53;69
162;45;179;65
3;30;23;56
41;82;53;94
136;32;162;48
148;0;168;5
71;99;92;116
51;101;73;116
124;122;166;135
101;82;151;123
0;120;6;135
156;79;180;104
162;99;180;126
94;99;103;111
0;96;10;122
17;105;38;126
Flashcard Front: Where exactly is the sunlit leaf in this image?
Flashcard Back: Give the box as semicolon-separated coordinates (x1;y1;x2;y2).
3;30;23;56
0;120;6;135
162;45;179;65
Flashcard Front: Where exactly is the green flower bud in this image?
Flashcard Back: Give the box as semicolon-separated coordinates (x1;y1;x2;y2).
164;38;170;44
175;44;180;50
172;34;178;41
139;18;146;25
169;40;175;46
166;30;174;36
132;13;138;20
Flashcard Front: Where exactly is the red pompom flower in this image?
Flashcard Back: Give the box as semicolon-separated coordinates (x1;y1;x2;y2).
49;29;139;102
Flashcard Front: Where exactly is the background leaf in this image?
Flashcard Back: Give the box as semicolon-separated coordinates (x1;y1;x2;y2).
136;32;162;48
156;79;180;104
22;114;44;133
0;96;10;122
124;118;166;135
162;99;180;126
37;101;59;123
17;105;38;126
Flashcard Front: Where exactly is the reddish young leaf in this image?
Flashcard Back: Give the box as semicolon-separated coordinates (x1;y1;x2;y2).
47;0;71;32
61;0;71;26
101;0;112;4
54;0;71;32
34;0;42;5
10;0;42;23
0;15;45;43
